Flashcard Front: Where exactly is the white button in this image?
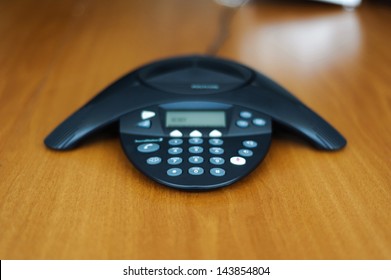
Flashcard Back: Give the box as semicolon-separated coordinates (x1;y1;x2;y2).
169;130;183;137
209;129;222;137
230;156;246;166
189;130;202;137
141;110;156;120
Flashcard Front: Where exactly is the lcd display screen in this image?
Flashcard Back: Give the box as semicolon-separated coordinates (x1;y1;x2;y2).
166;111;226;127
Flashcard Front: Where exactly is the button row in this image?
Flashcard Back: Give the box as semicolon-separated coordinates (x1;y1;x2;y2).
167;147;224;155
169;138;223;146
147;156;225;166
137;140;256;154
167;167;225;177
236;118;267;128
169;129;222;138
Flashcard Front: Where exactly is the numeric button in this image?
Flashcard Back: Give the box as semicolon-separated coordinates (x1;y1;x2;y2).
189;156;204;164
189;146;203;154
168;147;183;155
209;147;224;155
169;139;183;145
210;168;225;177
189;138;203;145
189;167;204;176
167;157;182;165
210;157;225;165
167;168;182;177
209;139;223;146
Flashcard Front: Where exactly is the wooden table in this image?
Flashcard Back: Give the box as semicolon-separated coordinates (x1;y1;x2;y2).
1;0;390;260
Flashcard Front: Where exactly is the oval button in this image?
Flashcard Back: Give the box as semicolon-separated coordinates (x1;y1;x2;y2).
137;143;160;153
189;156;204;164
242;140;258;148
210;168;225;177
230;156;246;166
168;147;183;155
146;157;162;165
238;149;253;157
189;167;204;176
253;118;266;126
210;157;225;165
167;168;182;177
167;157;183;165
189;146;203;154
209;147;224;155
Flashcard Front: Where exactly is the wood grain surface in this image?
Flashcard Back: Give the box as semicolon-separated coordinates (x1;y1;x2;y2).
0;0;390;260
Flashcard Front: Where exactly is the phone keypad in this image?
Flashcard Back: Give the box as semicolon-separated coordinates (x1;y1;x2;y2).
142;136;258;180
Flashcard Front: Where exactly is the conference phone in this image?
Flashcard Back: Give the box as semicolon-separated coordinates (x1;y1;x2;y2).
44;56;346;190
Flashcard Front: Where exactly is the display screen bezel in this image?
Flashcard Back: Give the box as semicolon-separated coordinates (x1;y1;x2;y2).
165;110;226;128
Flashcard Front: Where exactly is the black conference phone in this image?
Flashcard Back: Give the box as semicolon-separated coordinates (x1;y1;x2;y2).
45;56;346;190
